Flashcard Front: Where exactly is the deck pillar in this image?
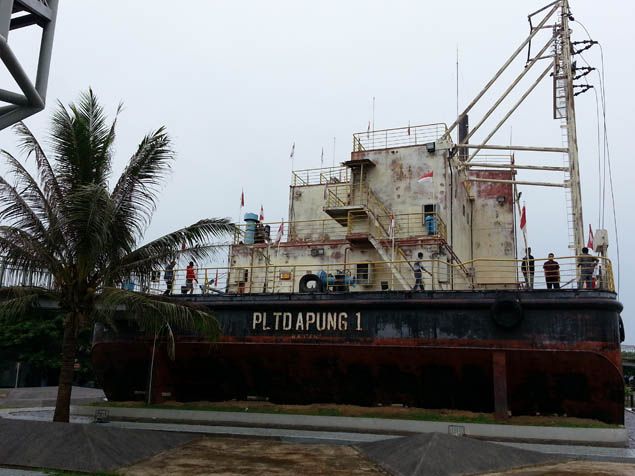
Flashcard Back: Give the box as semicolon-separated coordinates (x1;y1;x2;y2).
492;351;509;419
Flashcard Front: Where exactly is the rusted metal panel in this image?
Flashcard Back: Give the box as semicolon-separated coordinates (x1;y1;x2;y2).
92;290;624;424
92;342;624;424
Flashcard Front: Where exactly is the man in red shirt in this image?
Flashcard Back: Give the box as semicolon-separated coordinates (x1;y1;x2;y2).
186;261;198;294
543;253;560;289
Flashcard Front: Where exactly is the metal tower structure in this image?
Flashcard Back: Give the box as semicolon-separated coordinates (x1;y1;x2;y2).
445;0;592;253
0;0;59;130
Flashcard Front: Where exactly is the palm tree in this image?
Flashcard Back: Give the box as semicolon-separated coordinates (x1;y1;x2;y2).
0;90;234;422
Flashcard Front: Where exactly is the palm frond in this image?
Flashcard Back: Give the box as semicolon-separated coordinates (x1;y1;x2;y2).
0;286;55;321
0;226;59;273
62;184;114;277
110;218;235;281
0;171;49;242
93;287;220;340
110;127;174;252
0;150;67;258
50;90;116;191
13;121;64;208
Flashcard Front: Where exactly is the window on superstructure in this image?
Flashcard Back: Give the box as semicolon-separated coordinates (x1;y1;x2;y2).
423;204;436;217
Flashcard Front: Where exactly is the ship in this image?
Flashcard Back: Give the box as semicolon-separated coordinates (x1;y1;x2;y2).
92;0;625;424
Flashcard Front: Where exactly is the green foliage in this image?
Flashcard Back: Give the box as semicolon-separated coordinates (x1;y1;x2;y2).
0;310;94;382
0;311;62;369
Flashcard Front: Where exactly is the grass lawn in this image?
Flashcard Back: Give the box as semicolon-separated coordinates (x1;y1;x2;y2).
89;400;618;428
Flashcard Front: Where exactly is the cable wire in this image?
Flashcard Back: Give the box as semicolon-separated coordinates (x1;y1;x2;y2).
573;19;620;293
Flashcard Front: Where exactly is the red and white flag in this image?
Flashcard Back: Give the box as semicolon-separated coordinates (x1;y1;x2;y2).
520;205;527;232
417;171;433;183
259;205;264;222
240;189;245;208
587;224;594;250
275;220;285;245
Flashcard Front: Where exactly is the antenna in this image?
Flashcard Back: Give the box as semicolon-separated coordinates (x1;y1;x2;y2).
456;45;459;124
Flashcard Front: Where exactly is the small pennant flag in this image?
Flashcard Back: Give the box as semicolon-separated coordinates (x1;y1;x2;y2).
417;171;433;183
259;205;264;222
320;147;324;168
275;220;285;245
587;224;594;250
240;189;245;208
289;142;295;160
520;205;527;232
407;121;411;136
367;120;371;137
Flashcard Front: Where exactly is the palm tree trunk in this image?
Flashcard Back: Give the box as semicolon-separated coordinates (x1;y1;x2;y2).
53;319;78;422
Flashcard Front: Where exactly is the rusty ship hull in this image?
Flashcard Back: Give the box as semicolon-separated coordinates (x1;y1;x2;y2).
92;289;624;424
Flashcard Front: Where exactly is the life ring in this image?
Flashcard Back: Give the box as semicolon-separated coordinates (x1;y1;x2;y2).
299;273;323;293
490;297;523;329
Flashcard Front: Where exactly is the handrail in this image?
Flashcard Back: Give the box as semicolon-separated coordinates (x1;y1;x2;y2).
353;123;448;152
0;255;616;294
292;166;350;187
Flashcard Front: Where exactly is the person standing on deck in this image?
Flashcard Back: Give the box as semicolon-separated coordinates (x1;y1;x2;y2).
186;261;198;294
522;247;535;289
413;252;425;291
163;259;176;295
542;253;560;289
577;247;598;289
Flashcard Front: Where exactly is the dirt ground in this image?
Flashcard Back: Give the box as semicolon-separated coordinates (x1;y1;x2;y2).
116;437;635;476
481;461;635;475
117;437;385;476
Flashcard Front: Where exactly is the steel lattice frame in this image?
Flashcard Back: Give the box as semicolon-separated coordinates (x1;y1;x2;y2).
0;0;58;130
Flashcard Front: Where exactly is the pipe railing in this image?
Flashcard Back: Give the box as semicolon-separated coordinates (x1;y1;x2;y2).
353;123;448;152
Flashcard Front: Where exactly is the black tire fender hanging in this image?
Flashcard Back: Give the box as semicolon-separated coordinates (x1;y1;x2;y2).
299;273;323;293
490;297;523;329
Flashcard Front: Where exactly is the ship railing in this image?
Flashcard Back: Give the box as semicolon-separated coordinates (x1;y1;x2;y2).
352;123;448;152
0;259;53;289
324;183;351;208
465;256;615;292
0;255;614;295
467;154;514;167
231;218;349;244
346;211;447;242
134;255;615;295
292;166;350;187
230;211;449;246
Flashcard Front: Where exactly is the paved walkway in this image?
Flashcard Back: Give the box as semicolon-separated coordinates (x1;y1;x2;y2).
0;386;105;408
2;406;635;463
0;470;47;476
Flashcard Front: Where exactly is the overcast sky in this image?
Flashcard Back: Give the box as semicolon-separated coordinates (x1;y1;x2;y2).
1;1;633;340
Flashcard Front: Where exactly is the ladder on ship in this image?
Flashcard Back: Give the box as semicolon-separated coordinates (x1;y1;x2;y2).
554;26;576;251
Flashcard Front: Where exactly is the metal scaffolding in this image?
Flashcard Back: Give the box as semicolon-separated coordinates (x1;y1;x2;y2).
0;0;59;130
447;0;589;253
